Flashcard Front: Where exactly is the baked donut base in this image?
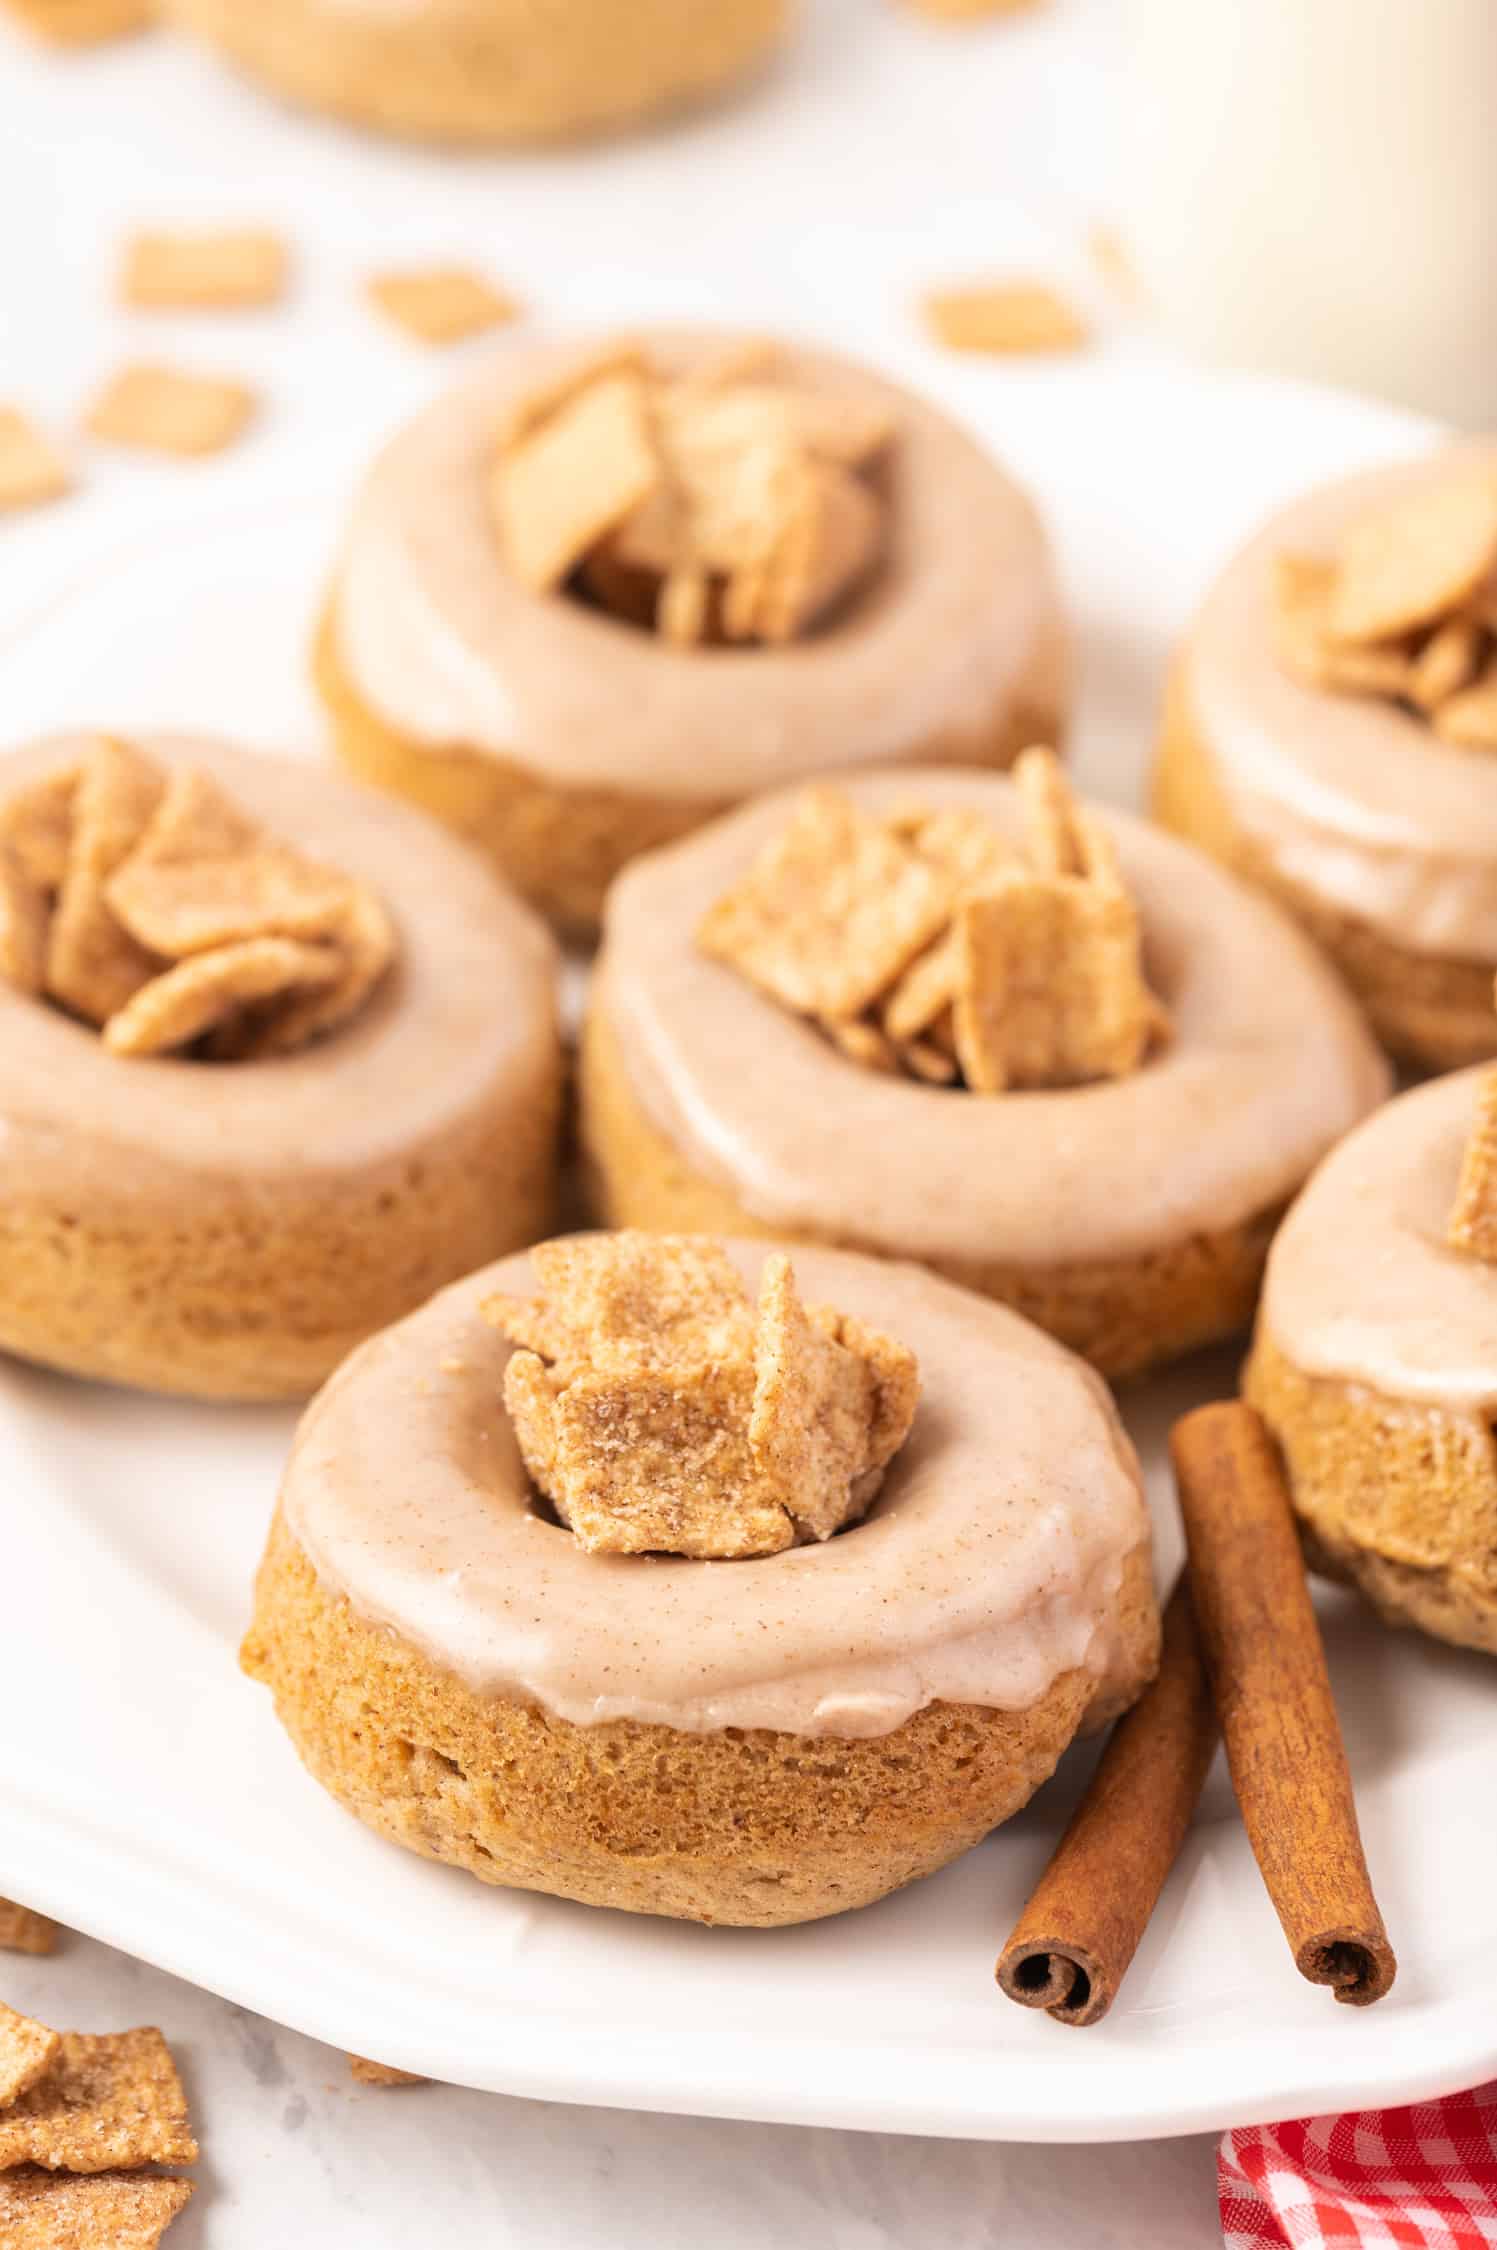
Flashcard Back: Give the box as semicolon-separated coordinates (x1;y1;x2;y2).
1152;664;1497;1073
0;1082;560;1403
314;606;1068;947
165;0;789;147
244;1508;1158;1926
578;1003;1282;1383
1246;1332;1497;1659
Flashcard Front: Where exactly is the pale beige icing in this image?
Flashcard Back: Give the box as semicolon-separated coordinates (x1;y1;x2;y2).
1259;1065;1497;1411
1184;446;1497;959
0;733;558;1215
331;329;1060;800
598;769;1390;1269
283;1241;1153;1738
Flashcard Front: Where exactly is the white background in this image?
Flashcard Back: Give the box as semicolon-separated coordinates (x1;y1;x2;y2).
0;3;1420;2241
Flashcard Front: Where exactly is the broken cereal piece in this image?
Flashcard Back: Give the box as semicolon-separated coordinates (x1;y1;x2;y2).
825;1014;898;1073
85;364;256;458
367;267;518;345
1273;553;1415;699
1408;616;1485;713
1330;475;1497;644
0;767;78;892
924;282;1088;357
656;566;710;648
102;934;341;1058
0;2025;197;2172
1447;1063;1497;1259
120;228;288;312
0;2168;191;2249
1433;657;1497;750
226;886;394;1057
348;2055;427;2086
1087;221;1142;306
492;370;660;593
882;926;962;1043
0;851;49;995
697;787;952;1020
0;408;71;514
749;1254;915;1540
0;1899;57;1955
733;459;883;644
900;1033;958;1085
46;737;165;1026
0;2005;60;2105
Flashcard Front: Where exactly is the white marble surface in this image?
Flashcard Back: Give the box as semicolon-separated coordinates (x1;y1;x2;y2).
1;0;1227;2239
3;1933;1220;2247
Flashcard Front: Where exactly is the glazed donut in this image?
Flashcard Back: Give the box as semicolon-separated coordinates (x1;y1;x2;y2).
1154;447;1497;1070
166;0;791;146
318;331;1067;939
1247;1067;1497;1658
579;767;1388;1378
244;1241;1160;1925
0;733;561;1401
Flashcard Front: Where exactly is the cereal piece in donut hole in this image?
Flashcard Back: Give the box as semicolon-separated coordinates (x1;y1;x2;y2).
696;788;953;1020
102;935;341;1058
485;1235;919;1558
488;1231;755;1375
750;1253;918;1539
45;737;165;1025
1447;1062;1497;1260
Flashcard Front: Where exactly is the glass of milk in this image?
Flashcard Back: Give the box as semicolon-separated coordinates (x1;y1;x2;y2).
1118;0;1497;425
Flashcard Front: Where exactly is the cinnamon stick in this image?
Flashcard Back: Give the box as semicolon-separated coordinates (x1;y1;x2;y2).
1170;1401;1396;2007
996;1576;1218;2026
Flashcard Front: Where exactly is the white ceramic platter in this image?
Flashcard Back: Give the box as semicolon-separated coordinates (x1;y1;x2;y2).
4;361;1494;2142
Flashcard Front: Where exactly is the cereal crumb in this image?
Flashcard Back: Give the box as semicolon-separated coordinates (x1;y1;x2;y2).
85;364;256;457
0;1899;58;1955
924;282;1088;356
484;1234;917;1559
0;408;71;514
0;2004;61;2105
348;2055;428;2087
120;228;288;311
1433;658;1497;750
367;268;519;345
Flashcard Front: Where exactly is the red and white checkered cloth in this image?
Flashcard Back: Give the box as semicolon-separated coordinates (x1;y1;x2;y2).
1221;2084;1497;2248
